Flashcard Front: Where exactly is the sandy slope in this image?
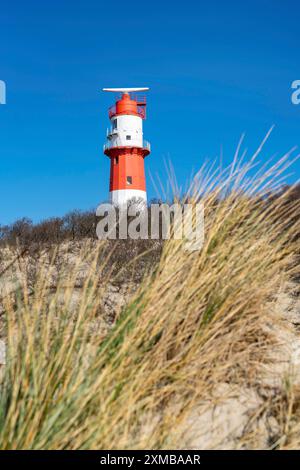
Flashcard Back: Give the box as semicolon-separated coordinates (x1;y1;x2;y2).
0;244;300;449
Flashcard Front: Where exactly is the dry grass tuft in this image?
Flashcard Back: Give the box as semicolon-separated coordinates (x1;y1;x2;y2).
0;139;300;449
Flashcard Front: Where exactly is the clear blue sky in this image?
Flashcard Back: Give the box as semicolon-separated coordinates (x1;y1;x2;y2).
0;0;299;224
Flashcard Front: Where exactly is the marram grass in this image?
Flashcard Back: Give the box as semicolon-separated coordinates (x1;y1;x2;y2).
0;146;300;449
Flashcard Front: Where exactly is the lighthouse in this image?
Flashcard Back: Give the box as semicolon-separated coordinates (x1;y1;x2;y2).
103;87;151;206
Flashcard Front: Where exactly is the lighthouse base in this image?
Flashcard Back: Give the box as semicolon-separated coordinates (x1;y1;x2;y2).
110;189;147;207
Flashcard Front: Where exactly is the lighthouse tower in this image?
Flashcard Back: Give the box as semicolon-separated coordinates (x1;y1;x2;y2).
103;87;150;206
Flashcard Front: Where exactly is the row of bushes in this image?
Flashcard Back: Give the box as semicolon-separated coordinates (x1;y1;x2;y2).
1;185;300;247
0;198;172;247
0;210;99;246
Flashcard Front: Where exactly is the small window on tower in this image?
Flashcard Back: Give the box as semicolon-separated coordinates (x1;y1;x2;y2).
127;176;132;185
126;135;131;140
113;119;117;129
115;157;119;164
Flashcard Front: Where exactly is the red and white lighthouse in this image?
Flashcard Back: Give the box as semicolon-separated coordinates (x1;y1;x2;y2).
103;87;150;206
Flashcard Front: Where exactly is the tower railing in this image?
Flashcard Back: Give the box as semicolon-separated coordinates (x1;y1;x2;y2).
143;139;151;151
108;105;146;119
103;139;151;153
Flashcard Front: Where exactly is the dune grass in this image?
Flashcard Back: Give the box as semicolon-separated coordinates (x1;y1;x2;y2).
0;141;300;449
